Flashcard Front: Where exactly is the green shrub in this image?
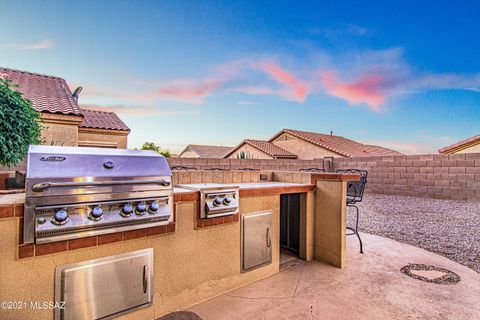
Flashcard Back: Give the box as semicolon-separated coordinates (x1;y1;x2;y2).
0;79;42;167
139;141;171;158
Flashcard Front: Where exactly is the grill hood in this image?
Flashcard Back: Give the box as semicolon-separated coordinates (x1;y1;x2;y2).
27;145;171;179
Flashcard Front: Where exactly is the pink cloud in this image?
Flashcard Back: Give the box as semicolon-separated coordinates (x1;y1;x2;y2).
320;70;386;111
256;61;309;102
81;104;199;116
230;86;277;96
362;140;437;155
1;38;54;50
123;78;224;104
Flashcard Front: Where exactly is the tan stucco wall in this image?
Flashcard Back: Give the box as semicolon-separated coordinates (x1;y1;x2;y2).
78;128;129;149
0;196;280;320
227;143;273;159
40;113;83;147
179;150;201;158
454;143;480;154
314;180;347;268
272;133;345;159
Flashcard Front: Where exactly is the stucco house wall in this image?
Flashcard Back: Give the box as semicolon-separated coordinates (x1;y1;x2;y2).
78;128;129;149
454;143;480;154
179;150;201;158
227;143;273;159
40;113;83;147
271;132;344;159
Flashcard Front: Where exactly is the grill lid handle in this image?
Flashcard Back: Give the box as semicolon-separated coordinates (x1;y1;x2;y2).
32;179;171;192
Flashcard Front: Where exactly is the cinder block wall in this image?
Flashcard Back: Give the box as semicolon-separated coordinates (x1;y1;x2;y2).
167;158;327;172
168;154;480;201
333;153;480;201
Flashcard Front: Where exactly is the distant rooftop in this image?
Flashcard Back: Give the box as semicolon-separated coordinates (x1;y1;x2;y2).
179;145;234;158
225;139;297;159
439;134;480;154
272;128;403;157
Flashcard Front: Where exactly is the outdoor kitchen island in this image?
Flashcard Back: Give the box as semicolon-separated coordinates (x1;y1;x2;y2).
0;173;357;320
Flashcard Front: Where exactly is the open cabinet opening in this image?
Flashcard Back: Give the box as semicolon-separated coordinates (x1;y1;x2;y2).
280;193;303;266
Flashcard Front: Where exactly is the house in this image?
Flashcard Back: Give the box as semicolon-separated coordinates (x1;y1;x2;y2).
225;128;402;159
438;134;480;154
77;108;130;148
179;144;234;158
0;67;130;148
223;139;297;159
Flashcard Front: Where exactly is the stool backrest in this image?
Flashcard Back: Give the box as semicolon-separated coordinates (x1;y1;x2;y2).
336;169;368;202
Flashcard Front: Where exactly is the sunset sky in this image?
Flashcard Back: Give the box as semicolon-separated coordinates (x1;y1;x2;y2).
1;1;479;154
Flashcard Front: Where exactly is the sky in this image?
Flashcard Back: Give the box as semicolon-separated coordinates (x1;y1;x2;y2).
1;0;479;154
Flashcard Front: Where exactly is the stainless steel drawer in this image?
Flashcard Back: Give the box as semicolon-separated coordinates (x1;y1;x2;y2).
55;248;153;320
242;211;272;271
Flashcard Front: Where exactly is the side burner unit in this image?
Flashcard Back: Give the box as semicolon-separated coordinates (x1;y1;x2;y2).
176;183;240;219
24;145;174;244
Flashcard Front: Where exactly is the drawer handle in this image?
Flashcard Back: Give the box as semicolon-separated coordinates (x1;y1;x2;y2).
143;265;147;294
266;227;271;248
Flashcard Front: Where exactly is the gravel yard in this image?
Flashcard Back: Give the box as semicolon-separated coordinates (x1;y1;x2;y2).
350;194;480;273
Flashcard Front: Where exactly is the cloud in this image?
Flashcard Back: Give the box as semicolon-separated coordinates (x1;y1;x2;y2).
81;104;200;116
237;100;254;105
317;47;480;111
362;140;437;155
115;59;309;104
132;78;224;104
309;24;370;38
255;61;309;102
1;38;54;50
76;48;480;111
320;70;386;111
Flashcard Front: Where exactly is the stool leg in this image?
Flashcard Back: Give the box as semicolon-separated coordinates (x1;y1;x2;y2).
347;204;364;254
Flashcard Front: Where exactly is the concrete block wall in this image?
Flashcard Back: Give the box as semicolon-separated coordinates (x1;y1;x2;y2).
333;153;480;201
167;157;326;172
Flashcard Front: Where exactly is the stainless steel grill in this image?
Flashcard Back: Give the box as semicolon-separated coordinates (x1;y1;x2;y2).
24;145;173;244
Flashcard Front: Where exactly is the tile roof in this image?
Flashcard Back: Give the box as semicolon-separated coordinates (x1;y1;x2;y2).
273;129;403;157
0;67;81;115
237;139;297;158
79;108;130;131
438;135;480;154
180;145;233;158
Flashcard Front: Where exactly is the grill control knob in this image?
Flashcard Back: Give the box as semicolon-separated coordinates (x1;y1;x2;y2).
53;209;69;225
223;196;233;205
121;204;133;216
136;202;147;215
149;201;160;213
37;217;47;224
213;196;223;206
90;206;103;220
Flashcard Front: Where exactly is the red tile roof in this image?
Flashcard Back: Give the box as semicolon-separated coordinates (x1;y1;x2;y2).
272;129;403;157
79;108;130;131
226;139;297;159
179;145;233;158
438;135;480;154
0;67;81;115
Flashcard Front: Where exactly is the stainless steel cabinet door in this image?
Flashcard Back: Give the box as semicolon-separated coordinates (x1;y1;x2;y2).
242;211;272;271
55;248;153;320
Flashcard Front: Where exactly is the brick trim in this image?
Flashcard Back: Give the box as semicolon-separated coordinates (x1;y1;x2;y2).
9;203;177;259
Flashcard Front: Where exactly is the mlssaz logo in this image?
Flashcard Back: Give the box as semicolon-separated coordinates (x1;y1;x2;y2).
39;156;66;162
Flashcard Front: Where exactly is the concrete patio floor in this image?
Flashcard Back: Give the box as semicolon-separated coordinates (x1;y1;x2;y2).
187;233;480;320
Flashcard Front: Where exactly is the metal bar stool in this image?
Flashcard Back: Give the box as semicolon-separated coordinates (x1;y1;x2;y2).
336;169;368;253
